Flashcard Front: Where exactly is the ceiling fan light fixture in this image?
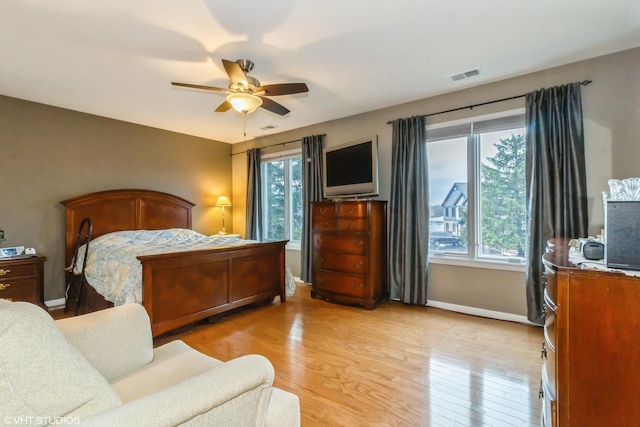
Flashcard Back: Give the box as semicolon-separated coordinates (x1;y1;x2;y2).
227;93;263;114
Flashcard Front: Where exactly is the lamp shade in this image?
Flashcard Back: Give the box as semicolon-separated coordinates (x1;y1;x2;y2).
227;93;263;114
215;196;232;207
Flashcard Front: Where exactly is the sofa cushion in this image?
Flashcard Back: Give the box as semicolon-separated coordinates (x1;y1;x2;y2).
111;340;222;403
0;300;121;421
56;303;154;382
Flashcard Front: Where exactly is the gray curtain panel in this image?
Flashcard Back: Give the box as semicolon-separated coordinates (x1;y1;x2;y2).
300;134;325;283
245;148;263;241
525;82;588;324
389;116;430;305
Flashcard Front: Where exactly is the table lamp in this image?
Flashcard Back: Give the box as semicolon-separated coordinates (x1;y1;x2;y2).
215;196;232;235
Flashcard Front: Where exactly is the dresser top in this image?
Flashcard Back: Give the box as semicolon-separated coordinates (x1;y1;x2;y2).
543;238;576;269
0;255;47;265
543;238;639;279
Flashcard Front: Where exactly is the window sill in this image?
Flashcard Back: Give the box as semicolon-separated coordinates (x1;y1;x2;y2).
428;254;526;272
286;242;301;251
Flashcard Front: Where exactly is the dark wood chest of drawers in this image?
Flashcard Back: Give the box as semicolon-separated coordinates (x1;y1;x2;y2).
541;239;640;427
311;200;387;309
0;256;46;307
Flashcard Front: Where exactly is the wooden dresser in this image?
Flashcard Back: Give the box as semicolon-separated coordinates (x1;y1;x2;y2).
541;239;640;427
311;200;387;309
0;255;46;308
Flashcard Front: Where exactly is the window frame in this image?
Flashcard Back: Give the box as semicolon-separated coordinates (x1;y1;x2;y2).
426;109;527;271
260;149;303;249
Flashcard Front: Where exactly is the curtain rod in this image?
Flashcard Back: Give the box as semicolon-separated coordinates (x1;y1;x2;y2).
231;133;326;156
386;80;593;124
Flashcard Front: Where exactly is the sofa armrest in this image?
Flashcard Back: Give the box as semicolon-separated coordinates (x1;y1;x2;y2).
55;304;153;382
80;354;275;427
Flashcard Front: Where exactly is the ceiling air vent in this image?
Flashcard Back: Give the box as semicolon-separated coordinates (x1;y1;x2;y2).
449;68;480;82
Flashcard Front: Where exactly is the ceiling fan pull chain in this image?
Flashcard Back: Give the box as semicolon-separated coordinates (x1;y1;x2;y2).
243;112;247;138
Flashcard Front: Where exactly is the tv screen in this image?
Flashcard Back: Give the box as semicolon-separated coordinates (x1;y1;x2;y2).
323;137;379;198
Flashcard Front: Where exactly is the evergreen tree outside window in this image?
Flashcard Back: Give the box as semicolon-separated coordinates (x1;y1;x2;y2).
480;131;526;258
261;153;303;244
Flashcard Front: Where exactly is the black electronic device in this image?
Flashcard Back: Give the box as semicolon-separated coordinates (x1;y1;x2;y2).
582;241;604;260
323;136;379;198
605;201;640;270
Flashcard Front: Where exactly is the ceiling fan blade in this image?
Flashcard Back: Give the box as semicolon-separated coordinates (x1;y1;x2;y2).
215;100;232;112
257;83;309;96
259;97;290;116
171;82;226;92
222;59;249;88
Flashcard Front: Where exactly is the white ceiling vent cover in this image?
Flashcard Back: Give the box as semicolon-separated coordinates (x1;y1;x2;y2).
449;68;481;82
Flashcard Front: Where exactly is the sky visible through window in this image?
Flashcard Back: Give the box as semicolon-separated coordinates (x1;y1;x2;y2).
428;137;466;205
428;131;513;205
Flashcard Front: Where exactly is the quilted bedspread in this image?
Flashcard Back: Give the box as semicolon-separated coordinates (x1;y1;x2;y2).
75;229;296;306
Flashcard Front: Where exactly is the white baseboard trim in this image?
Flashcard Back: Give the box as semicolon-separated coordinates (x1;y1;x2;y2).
427;300;533;325
45;298;65;309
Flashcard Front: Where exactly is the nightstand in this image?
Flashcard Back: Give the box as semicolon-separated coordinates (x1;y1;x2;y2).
0;255;46;307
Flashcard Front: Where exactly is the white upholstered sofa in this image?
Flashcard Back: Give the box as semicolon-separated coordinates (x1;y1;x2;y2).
0;299;300;426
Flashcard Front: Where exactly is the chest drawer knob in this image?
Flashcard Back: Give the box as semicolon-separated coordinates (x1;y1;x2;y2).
0;269;11;276
352;240;364;247
0;283;11;291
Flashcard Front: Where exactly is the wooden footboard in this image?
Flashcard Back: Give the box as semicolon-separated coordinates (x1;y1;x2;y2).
138;241;287;337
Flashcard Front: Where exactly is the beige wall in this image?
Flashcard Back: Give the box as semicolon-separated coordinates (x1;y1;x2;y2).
1;96;232;301
3;48;638;312
232;47;640;316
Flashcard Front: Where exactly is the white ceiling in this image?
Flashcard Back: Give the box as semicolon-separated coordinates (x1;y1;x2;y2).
2;1;639;144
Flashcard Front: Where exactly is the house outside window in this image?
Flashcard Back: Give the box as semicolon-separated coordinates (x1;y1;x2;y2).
427;110;526;266
261;150;303;246
442;183;467;235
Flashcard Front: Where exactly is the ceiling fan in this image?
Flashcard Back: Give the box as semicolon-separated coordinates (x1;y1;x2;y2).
171;59;309;116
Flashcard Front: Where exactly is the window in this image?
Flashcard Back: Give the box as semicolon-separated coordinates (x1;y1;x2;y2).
261;151;303;245
427;111;526;264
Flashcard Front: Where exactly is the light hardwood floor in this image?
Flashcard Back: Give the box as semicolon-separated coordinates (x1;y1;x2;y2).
155;284;543;427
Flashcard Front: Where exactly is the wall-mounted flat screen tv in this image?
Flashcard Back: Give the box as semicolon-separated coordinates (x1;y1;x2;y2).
323;136;379;198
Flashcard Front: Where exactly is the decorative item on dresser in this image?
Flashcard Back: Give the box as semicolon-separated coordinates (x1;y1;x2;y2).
311;199;387;309
540;238;640;427
0;255;46;308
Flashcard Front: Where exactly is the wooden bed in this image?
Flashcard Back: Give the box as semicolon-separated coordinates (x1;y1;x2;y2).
61;189;287;337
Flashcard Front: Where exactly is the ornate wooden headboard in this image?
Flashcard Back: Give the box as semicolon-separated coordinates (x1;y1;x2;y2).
60;189;195;265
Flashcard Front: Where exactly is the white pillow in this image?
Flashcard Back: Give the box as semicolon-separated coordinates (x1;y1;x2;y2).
0;300;121;422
